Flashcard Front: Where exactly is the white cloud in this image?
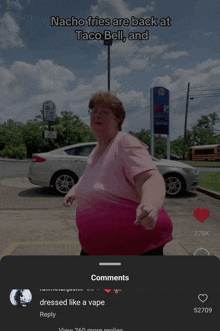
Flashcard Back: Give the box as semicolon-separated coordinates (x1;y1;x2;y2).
9;60;76;94
0;60;77;122
129;57;151;71
0;12;24;49
151;59;220;99
118;90;145;106
173;59;220;88
111;65;131;77
0;66;16;88
0;61;122;123
6;0;23;11
98;40;139;61
150;75;172;90
90;0;156;19
195;59;220;72
162;51;189;59
91;1;187;74
139;44;169;56
66;72;121;103
97;40;187;72
97;40;154;72
203;31;212;37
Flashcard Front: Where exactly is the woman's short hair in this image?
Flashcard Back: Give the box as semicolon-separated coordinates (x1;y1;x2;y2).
88;91;126;131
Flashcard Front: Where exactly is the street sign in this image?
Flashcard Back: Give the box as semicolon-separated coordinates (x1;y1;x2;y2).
43;100;56;122
150;87;170;135
150;86;170;158
44;131;57;139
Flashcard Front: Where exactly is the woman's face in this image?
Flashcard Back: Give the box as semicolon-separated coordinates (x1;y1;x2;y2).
90;100;119;135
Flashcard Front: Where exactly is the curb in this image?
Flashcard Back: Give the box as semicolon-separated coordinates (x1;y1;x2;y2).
0;157;31;163
197;187;220;200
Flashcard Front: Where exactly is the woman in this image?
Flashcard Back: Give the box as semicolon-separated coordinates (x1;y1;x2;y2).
63;91;173;255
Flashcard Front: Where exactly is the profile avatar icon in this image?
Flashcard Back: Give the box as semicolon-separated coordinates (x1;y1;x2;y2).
10;289;32;308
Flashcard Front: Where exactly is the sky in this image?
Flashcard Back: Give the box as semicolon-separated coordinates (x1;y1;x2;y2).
0;0;220;141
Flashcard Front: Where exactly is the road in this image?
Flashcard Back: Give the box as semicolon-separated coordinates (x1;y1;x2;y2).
196;167;220;172
0;159;31;178
0;175;219;259
0;157;219;179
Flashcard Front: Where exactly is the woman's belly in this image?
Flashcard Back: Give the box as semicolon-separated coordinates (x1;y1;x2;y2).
76;201;173;255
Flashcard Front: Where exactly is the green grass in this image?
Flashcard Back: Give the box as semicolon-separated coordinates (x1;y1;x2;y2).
199;172;220;192
182;161;220;167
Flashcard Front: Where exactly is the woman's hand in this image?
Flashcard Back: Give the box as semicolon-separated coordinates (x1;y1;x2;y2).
134;203;159;230
63;189;76;207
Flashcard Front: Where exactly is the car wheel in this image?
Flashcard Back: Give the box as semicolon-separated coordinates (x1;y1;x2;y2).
164;173;186;197
52;171;77;195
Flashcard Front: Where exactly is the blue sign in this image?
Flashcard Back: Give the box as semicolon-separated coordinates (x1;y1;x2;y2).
153;87;169;135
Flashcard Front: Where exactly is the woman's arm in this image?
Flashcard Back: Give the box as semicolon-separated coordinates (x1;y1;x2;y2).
63;183;78;207
134;170;166;229
134;170;166;210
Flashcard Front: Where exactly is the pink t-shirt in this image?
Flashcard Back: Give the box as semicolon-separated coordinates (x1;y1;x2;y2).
75;131;173;255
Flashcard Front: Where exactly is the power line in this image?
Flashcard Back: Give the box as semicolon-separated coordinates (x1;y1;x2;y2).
168;83;220;94
120;85;220;115
125;84;220;104
189;94;220;98
191;83;220;88
170;89;187;95
190;88;220;91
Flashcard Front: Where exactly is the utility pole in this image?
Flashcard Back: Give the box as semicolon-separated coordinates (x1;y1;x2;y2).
101;34;112;91
183;82;190;160
108;44;110;91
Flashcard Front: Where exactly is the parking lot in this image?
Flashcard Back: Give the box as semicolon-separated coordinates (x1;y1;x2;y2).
0;174;219;259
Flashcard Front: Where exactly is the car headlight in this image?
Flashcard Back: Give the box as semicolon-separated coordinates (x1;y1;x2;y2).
183;168;198;175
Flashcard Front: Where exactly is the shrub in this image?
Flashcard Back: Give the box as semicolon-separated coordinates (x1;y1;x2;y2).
1;144;27;159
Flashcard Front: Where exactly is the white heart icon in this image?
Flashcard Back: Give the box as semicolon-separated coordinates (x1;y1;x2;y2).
198;294;208;303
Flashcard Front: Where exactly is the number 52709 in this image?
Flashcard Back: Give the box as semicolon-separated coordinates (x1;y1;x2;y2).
194;307;212;313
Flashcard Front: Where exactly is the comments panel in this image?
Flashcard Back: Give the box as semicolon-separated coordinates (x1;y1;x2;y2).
0;256;219;331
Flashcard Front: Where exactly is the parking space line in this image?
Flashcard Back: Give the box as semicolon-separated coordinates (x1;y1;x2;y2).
0;241;80;260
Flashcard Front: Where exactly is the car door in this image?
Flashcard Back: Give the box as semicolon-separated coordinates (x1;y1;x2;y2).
62;144;97;178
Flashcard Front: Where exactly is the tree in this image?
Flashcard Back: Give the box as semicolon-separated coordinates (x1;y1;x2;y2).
128;129;151;146
197;112;219;133
0;111;98;159
22;121;49;158
53;111;97;148
128;129;167;157
171;130;193;157
0;120;27;159
191;112;220;145
154;135;167;158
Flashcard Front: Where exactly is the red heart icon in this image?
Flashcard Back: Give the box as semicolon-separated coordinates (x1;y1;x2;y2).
104;289;111;293
194;208;210;222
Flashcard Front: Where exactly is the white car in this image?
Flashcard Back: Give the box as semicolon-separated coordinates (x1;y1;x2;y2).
28;142;199;197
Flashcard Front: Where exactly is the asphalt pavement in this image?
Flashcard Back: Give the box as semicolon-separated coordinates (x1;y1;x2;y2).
0;157;219;258
0;176;219;259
